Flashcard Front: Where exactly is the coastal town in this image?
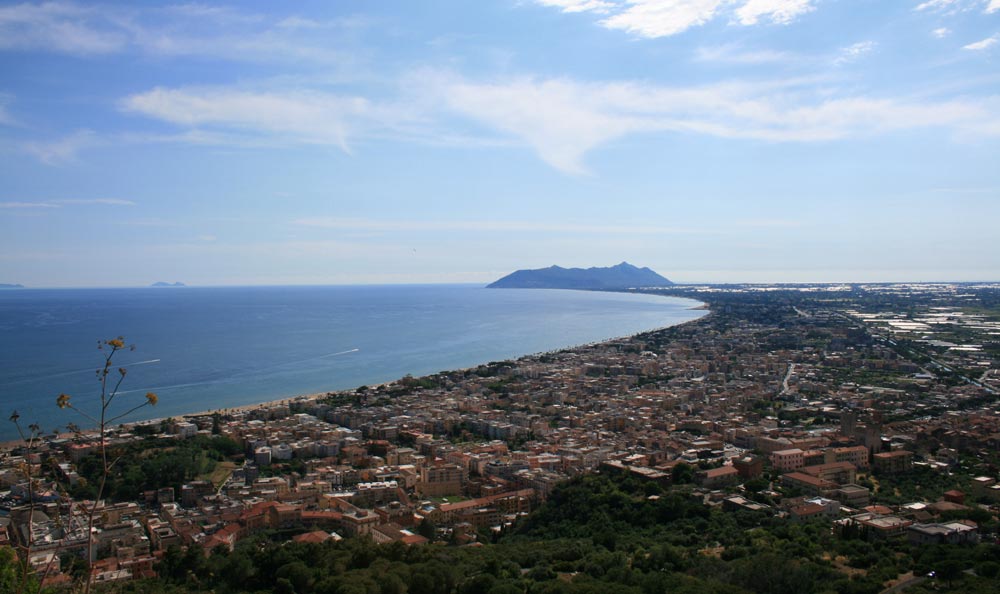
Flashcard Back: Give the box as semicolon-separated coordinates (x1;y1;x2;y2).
3;283;1000;591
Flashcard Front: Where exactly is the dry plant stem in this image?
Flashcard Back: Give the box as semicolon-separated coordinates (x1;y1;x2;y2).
58;339;155;594
10;416;37;594
9;416;60;594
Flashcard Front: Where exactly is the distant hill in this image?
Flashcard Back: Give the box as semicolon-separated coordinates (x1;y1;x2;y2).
0;283;24;289
488;262;673;290
151;281;186;287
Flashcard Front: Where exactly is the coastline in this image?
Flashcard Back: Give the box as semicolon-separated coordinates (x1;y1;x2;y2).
1;290;707;447
167;293;709;423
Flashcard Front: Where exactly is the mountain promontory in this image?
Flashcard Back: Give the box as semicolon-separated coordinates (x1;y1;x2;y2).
487;262;674;290
151;281;187;287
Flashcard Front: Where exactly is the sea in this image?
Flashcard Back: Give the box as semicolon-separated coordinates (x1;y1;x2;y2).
0;285;704;441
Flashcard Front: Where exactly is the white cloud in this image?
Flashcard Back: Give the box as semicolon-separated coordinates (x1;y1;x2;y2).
835;40;877;64
964;34;999;50
932;27;952;38
0;2;356;65
601;0;727;38
0;2;126;54
915;0;998;13
23;129;101;164
0;198;134;208
55;198;135;206
442;77;642;173
915;0;962;11
0;201;59;209
735;0;815;25
426;73;1000;173
534;0;617;13
531;0;817;38
120;72;1000;175
121;88;374;153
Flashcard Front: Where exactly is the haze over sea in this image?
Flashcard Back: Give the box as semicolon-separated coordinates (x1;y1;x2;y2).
0;285;703;441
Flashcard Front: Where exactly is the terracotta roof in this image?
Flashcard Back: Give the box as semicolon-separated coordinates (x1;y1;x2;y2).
790;503;825;517
703;466;739;478
293;530;332;544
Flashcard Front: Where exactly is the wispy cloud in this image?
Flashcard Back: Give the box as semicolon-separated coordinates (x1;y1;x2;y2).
0;198;133;209
120;87;384;153
932;27;952;38
0;2;125;54
426;73;1000;173
964;34;999;50
915;0;963;12
0;201;59;209
734;0;816;25
0;94;15;125
535;0;617;14
293;216;707;235
0;1;361;65
533;0;816;38
23;129;101;164
916;0;999;13
695;43;795;64
119;72;1000;175
835;41;877;65
55;198;135;206
600;0;727;38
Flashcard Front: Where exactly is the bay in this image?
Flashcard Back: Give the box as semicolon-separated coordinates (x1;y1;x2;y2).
0;285;704;440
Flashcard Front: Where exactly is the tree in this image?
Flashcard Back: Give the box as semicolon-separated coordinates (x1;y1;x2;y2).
417;518;436;540
672;463;694;484
936;558;964;588
0;543;40;594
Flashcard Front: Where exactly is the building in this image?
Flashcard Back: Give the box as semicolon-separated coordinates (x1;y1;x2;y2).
839;513;913;540
781;472;838;496
416;463;464;497
907;522;978;545
732;454;765;479
872;450;913;474
771;448;805;473
801;462;856;486
827;445;869;469
834;484;871;507
697;466;741;489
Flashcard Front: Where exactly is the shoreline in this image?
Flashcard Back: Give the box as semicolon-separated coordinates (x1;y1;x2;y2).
168;294;710;422
2;291;708;448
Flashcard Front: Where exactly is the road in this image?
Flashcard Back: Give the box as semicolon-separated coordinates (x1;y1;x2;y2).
779;363;796;396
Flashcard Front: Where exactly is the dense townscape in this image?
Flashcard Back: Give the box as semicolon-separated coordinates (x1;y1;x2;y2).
3;283;1000;593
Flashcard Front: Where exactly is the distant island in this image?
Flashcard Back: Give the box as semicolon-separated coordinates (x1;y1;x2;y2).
151;281;186;287
488;262;674;290
0;283;25;289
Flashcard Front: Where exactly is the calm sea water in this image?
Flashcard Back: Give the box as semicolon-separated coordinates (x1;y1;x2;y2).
0;285;703;440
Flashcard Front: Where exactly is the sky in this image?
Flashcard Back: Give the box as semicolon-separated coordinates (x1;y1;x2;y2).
0;0;998;287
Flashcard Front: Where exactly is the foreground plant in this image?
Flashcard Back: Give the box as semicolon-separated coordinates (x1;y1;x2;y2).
5;413;49;594
57;337;158;594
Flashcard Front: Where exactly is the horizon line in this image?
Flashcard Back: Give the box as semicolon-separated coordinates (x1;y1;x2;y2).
5;279;1000;290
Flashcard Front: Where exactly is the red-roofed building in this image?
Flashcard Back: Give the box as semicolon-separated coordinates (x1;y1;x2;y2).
293;530;335;544
697;466;740;489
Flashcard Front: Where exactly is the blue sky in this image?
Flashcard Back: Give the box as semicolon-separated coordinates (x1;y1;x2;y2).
1;0;998;286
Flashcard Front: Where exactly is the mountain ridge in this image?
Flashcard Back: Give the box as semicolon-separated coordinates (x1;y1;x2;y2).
488;262;673;290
